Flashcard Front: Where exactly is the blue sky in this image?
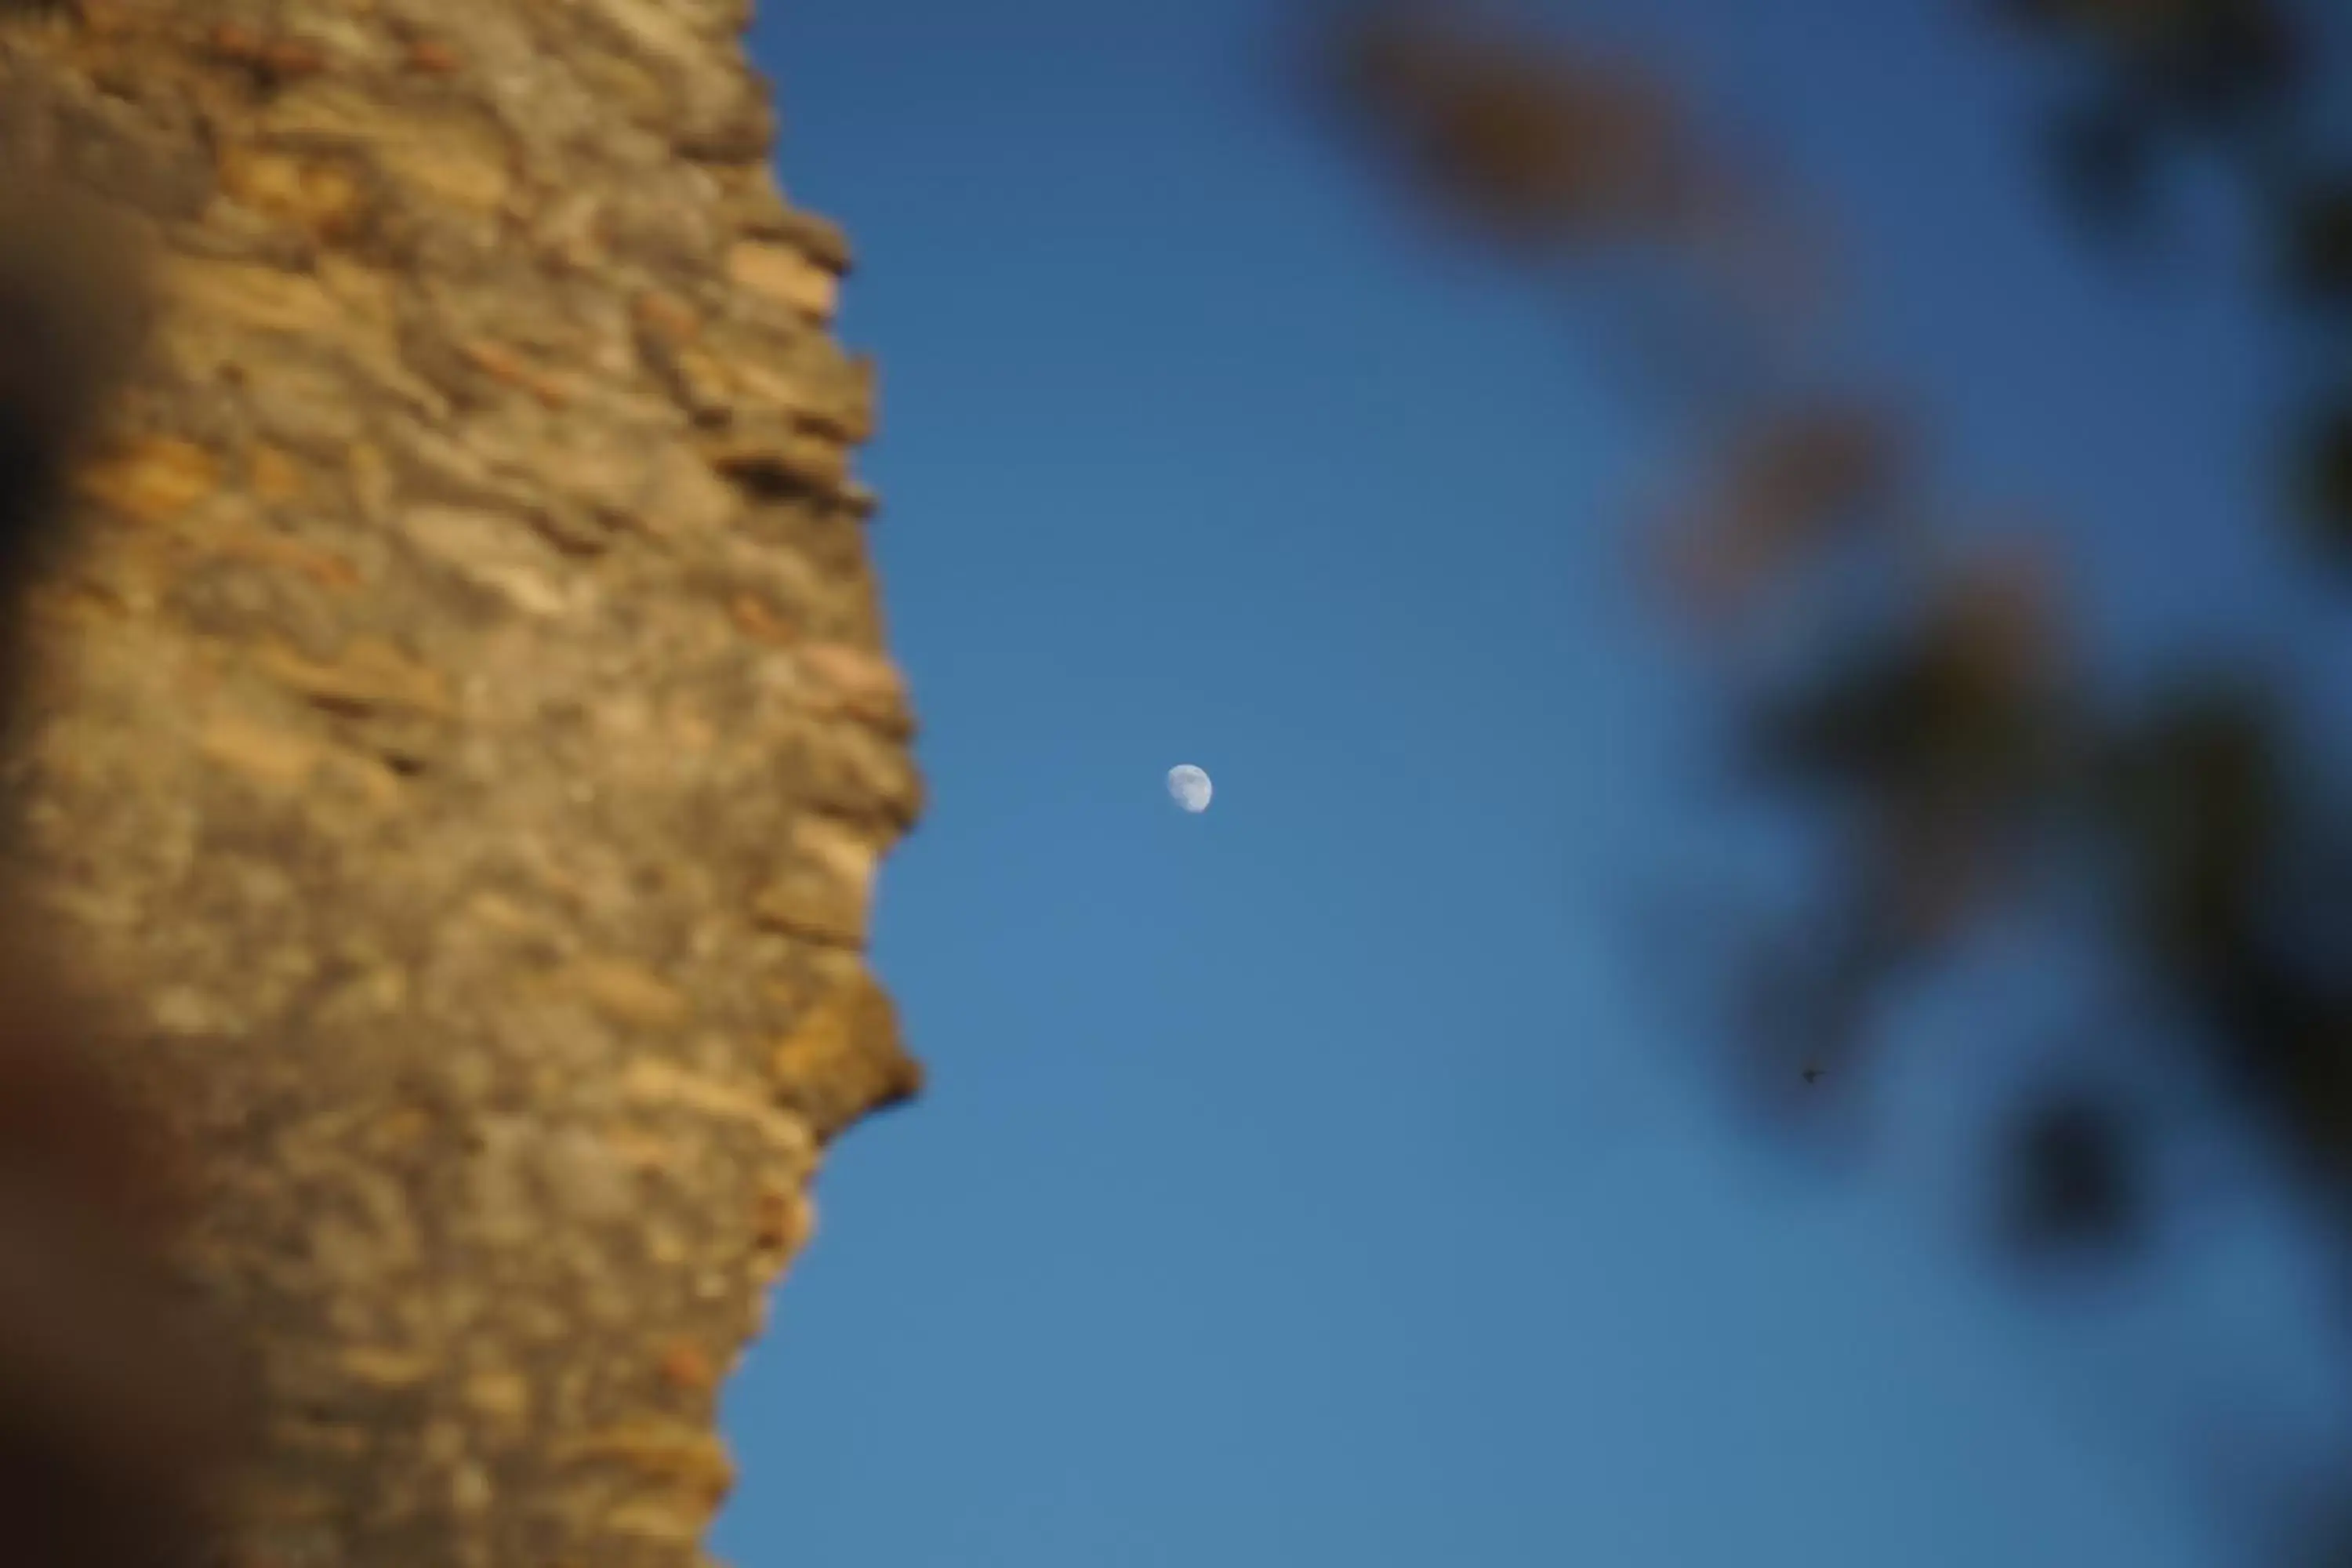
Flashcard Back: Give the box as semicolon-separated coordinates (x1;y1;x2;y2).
710;2;2340;1564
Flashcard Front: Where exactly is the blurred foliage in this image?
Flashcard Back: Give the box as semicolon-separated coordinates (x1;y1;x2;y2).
1324;6;1714;254
0;176;238;1567
1319;0;2352;1548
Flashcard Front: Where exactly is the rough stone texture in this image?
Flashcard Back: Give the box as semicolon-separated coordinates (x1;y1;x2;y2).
0;2;922;1564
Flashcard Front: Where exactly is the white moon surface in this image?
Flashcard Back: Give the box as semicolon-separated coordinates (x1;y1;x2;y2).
1167;764;1213;814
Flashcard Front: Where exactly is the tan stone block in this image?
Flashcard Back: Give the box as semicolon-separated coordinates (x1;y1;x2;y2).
768;995;853;1083
726;241;837;321
702;420;848;493
261;85;512;216
568;0;709;70
797;814;880;892
750;1182;814;1254
656;1338;717;1394
638;445;738;536
198;710;321;791
605;1498;709;1547
374;135;512;216
450;1463;495;1515
316;253;401;325
75;436;219;524
375;1105;434;1153
399;506;571;618
326;752;416;818
406;38;462;76
465;340;572;408
729;358;834;426
666;707;717;754
568;1418;735;1508
252;638;451;715
247;443;307;505
766;971;921;1140
665;344;736;416
750;867;866;948
633;289;700;343
347;441;394;521
619;1059;816;1161
565;957;693;1030
604;1127;682;1176
77;1;136;39
200;525;363;592
574;50;677;126
728;593;798;648
460;1368;531;1424
457;895;546;953
794;641;913;735
645;1225;689;1269
207;24;329;81
216;144;365;240
338;1345;437;1389
164;257;343;336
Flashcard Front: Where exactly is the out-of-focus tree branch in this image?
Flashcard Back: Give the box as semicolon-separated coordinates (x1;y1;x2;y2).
1316;0;2352;1548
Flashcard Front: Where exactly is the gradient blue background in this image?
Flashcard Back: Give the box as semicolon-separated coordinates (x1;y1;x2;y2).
710;2;2344;1563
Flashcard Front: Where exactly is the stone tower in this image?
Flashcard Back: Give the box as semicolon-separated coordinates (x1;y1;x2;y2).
0;2;920;1563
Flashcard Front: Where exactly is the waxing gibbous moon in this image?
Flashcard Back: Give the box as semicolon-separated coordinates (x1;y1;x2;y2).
1167;764;1212;814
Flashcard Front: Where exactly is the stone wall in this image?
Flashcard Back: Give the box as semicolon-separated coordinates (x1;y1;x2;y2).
0;2;921;1563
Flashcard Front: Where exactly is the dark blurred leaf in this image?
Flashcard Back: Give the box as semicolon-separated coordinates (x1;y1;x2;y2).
2291;403;2352;564
1320;2;1719;256
1996;0;2302;127
2102;681;2283;974
1748;552;2065;807
1664;401;1911;616
1982;0;2067;25
2002;1092;2143;1256
0;186;147;603
2147;2;2299;131
2291;1508;2352;1568
2207;949;2352;1196
2044;95;2158;240
2281;176;2352;308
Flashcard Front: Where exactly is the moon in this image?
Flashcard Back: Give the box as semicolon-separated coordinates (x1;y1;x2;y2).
1167;764;1212;814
